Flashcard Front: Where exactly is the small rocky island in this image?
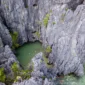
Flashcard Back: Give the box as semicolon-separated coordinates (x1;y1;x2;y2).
0;0;85;85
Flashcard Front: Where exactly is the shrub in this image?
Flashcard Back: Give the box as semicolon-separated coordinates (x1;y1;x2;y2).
11;62;19;76
61;13;66;22
53;22;56;25
35;31;40;38
0;68;6;82
10;31;19;49
65;8;68;11
5;62;33;85
45;46;52;53
11;62;32;81
43;13;50;28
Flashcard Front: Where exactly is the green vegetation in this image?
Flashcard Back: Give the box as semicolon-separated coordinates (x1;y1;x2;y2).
61;13;66;22
10;31;19;49
65;8;68;11
37;21;42;26
34;31;40;38
11;62;19;76
43;13;50;28
11;62;32;80
5;62;33;85
45;46;52;53
25;5;29;8
50;10;52;13
53;22;56;25
43;55;53;68
42;76;46;80
0;68;6;82
5;62;34;85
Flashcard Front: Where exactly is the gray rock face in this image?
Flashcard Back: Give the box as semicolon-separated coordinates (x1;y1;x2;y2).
0;0;28;44
0;37;3;47
0;45;19;76
13;77;43;85
32;52;47;72
28;0;84;77
83;0;85;4
0;0;40;44
13;78;55;85
0;82;5;85
0;21;12;46
44;78;54;85
41;4;85;76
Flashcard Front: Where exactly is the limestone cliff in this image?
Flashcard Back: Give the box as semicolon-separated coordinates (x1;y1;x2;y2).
0;0;85;85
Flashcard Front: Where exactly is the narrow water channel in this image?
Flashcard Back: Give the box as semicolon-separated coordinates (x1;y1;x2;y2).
16;41;44;69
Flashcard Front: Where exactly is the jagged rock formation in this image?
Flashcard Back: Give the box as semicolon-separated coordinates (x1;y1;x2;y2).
13;78;55;85
0;0;85;85
0;44;19;77
13;53;55;85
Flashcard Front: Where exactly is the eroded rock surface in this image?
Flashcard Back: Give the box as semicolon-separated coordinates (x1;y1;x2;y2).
0;45;19;77
0;82;5;85
0;0;85;85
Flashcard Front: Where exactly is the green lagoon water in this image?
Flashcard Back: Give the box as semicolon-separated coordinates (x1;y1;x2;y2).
16;41;44;69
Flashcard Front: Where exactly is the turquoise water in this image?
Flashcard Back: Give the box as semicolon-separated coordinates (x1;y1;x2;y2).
16;42;44;69
56;74;85;85
55;67;85;85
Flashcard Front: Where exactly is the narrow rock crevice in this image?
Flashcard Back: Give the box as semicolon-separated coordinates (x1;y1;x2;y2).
23;0;28;8
68;0;84;11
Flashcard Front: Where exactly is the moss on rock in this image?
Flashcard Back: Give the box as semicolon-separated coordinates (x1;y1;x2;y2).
10;31;19;49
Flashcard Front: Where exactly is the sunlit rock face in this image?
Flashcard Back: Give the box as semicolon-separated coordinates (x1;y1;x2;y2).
41;4;85;76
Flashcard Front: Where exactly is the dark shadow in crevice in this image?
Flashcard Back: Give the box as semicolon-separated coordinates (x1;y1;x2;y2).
23;0;28;8
67;0;84;11
33;0;38;7
0;0;1;5
33;4;37;7
0;12;11;30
